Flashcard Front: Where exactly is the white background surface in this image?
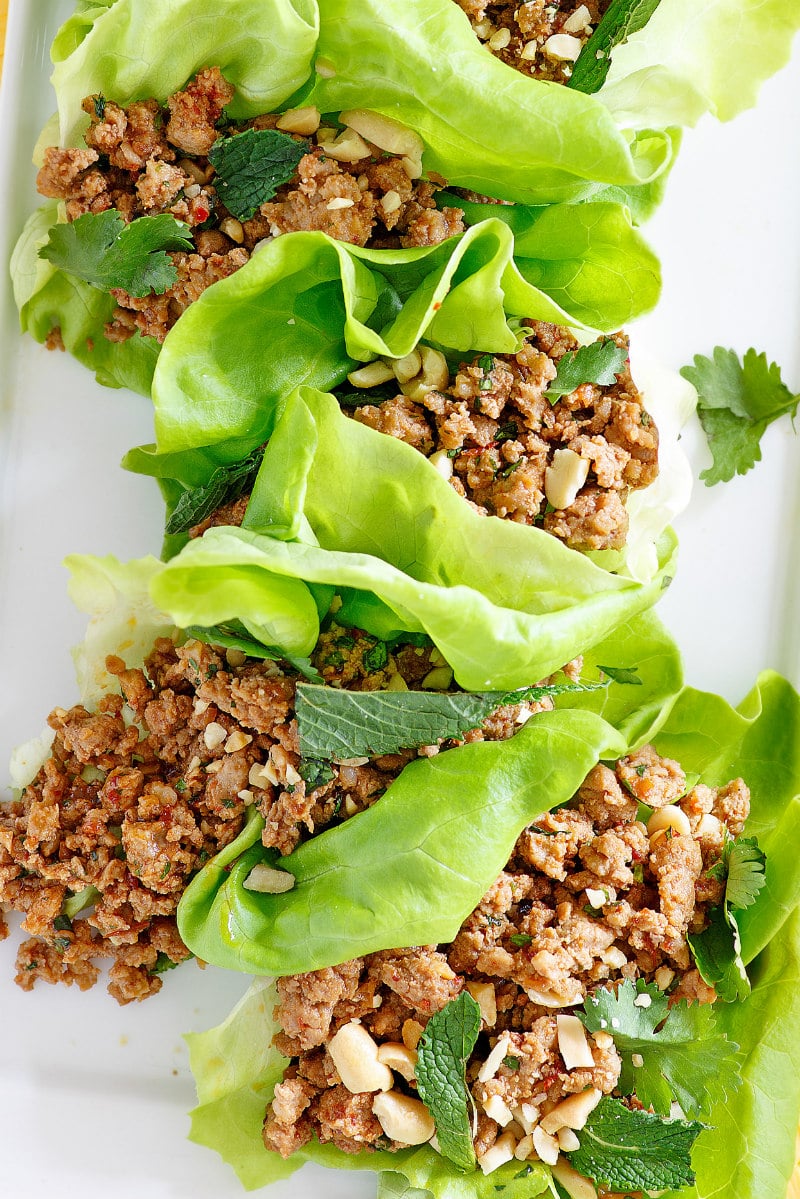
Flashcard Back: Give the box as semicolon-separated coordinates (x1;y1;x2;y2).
0;5;798;1197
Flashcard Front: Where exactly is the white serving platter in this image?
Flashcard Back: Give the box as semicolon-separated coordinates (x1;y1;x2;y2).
0;5;798;1197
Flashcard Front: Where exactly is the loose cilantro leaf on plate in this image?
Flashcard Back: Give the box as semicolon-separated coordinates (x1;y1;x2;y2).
680;347;798;485
165;448;264;534
568;0;663;95
294;676;614;760
39;209;193;296
544;338;628;403
568;1096;704;1192
416;991;482;1171
689;836;766;1000
580;979;740;1116
208;128;308;221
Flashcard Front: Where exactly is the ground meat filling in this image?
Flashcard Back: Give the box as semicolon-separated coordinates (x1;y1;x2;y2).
349;322;658;550
0;630;563;1002
454;0;611;81
263;750;749;1162
36;67;466;344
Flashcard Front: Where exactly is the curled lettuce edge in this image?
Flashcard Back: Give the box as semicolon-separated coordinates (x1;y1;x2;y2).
183;669;800;1199
146;386;681;693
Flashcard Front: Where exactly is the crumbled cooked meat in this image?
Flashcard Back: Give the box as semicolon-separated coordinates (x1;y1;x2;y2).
2;627;551;1001
454;0;611;82
263;746;751;1160
37;69;466;343
617;744;686;808
351;324;657;548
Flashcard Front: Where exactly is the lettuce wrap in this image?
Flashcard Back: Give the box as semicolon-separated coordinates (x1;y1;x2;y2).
12;199;660;399
29;552;682;980
45;0;799;204
183;668;800;1199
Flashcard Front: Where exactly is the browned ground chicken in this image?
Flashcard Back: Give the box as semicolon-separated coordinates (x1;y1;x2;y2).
36;67;465;344
0;629;565;1003
454;0;611;80
349;321;658;551
263;749;748;1167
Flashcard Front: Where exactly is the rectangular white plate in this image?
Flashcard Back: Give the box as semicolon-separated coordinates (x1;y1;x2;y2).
0;5;798;1197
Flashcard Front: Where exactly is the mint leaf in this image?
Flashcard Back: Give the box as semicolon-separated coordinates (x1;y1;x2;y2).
165;448;264;534
544;338;629;403
567;0;663;94
208;128;308;221
680;347;798;485
294;677;612;760
580;979;741;1117
39;209;192;296
569;1097;704;1191
416;992;482;1171
184;622;321;681
688;836;766;1001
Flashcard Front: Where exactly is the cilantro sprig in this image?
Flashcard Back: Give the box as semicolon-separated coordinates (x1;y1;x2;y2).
208;128;308;221
544;338;629;403
681;347;798;485
580;979;741;1117
39;209;192;296
415;991;482;1171
568;0;663;95
689;836;767;1001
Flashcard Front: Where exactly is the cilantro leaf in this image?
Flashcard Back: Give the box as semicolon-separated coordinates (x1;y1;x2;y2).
688;836;766;1000
165;448;264;534
415;992;482;1171
208;128;308;221
544;338;629;403
294;676;613;760
569;1096;704;1192
568;0;663;95
680;347;798;485
580;979;741;1117
688;904;751;1003
717;836;767;911
39;209;192;296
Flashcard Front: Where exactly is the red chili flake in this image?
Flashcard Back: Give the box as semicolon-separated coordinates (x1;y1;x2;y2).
194;205;210;223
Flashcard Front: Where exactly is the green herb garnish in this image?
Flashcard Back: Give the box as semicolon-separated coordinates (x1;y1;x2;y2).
568;0;663;95
544;338;628;403
165;447;264;535
580;979;740;1117
39;209;192;296
415;992;482;1171
569;1097;704;1192
680;347;798;485
208;128;308;221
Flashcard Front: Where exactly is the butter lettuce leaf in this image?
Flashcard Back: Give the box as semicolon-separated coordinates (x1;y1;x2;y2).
147;388;678;691
177;709;629;975
183;671;800;1199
